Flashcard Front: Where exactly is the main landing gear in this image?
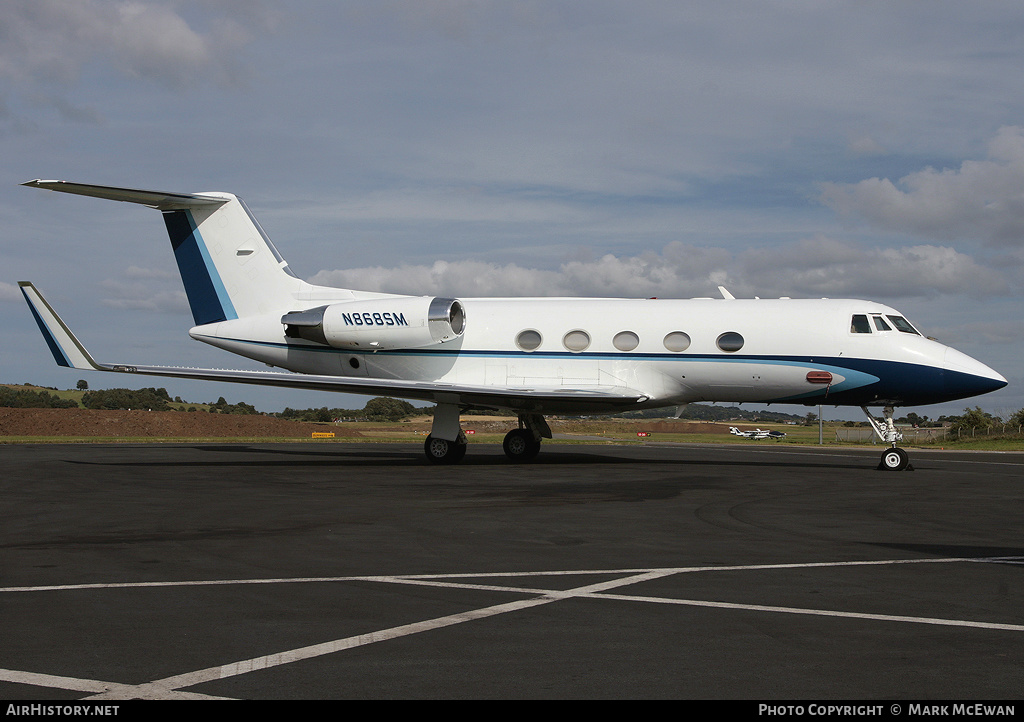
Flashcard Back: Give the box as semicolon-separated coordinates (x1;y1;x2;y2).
423;405;551;464
423;431;468;464
502;414;551;463
423;403;468;464
862;406;914;471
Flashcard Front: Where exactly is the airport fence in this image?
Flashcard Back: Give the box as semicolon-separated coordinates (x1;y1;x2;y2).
835;425;1024;443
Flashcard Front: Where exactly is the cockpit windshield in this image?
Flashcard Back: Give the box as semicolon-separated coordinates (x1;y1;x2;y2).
850;315;871;333
851;313;922;336
886;315;920;335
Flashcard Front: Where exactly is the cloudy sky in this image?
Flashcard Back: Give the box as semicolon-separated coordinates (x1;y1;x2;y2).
2;1;1022;419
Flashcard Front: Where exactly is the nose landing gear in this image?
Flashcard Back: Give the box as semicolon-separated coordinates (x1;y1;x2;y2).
880;446;911;471
862;406;914;471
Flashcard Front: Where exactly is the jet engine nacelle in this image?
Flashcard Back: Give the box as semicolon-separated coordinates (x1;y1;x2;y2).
282;297;465;350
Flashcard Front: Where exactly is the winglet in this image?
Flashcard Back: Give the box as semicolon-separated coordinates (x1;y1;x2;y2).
19;282;103;370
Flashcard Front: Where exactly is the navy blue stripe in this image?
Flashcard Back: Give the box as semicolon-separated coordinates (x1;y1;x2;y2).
22;287;71;367
204;336;1002;406
162;211;236;325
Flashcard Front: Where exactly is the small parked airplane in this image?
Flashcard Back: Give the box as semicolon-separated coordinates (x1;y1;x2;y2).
729;427;786;440
19;180;1007;469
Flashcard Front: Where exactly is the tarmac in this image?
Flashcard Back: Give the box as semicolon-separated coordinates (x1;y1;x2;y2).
1;441;1022;700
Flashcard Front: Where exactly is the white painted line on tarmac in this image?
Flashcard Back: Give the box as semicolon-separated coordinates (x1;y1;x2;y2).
2;555;999;594
589;592;1024;632
0;669;112;694
85;570;673;700
3;557;1022;700
0;667;231;700
87;597;560;700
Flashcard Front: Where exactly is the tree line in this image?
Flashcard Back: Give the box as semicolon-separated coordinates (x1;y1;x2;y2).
0;386;78;409
275;397;417;422
944;406;1024;434
0;384;419;422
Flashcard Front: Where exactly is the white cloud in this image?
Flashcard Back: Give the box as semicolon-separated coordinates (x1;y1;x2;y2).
821;126;1024;247
99;274;188;314
2;1;219;85
111;2;219;86
309;237;1009;301
0;0;267;129
743;239;1009;299
312;260;565;298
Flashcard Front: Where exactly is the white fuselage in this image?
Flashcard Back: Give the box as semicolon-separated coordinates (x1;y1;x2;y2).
189;295;1004;413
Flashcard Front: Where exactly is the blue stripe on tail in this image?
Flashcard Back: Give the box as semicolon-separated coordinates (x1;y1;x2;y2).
162;210;237;325
21;286;72;367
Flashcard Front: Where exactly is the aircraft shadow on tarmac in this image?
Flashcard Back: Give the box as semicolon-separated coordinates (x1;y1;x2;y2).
60;443;871;470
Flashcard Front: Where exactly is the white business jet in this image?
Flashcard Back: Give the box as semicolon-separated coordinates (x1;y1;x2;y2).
19;180;1007;470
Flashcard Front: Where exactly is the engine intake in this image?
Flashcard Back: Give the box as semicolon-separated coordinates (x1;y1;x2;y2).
283;297;465;350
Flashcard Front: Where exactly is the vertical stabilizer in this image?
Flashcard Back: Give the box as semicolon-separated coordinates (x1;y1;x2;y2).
23;180;305;323
161;195;303;323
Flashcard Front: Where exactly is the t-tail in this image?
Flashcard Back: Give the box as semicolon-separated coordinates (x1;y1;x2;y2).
23;180;305;323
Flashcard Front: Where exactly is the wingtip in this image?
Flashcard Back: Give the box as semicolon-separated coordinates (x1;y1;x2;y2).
20;282;102;371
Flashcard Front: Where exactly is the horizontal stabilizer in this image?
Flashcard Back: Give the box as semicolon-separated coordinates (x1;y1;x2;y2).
22;180;227;210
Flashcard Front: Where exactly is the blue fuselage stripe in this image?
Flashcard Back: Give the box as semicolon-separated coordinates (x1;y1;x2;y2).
202;336;998;406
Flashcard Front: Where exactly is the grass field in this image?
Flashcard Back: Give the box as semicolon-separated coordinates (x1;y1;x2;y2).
3;384;1022;451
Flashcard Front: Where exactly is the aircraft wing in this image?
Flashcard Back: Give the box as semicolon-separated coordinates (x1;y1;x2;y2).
19;282;648;412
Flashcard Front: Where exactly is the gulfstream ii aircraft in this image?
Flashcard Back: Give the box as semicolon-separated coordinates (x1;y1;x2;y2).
19;180;1007;469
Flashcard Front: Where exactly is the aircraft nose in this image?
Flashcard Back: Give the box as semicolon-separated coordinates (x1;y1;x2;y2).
943;347;1008;398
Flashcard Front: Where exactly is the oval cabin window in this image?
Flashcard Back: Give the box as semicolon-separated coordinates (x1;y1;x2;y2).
717;332;744;352
663;331;691;352
562;330;591;352
516;329;542;351
613;331;640;351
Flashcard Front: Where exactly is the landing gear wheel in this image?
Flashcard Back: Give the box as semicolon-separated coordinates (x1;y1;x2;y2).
424;434;467;465
503;428;541;462
879;447;911;471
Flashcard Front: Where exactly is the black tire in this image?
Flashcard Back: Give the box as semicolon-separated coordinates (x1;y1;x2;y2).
880;447;910;471
503;428;541;462
424;435;467;464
